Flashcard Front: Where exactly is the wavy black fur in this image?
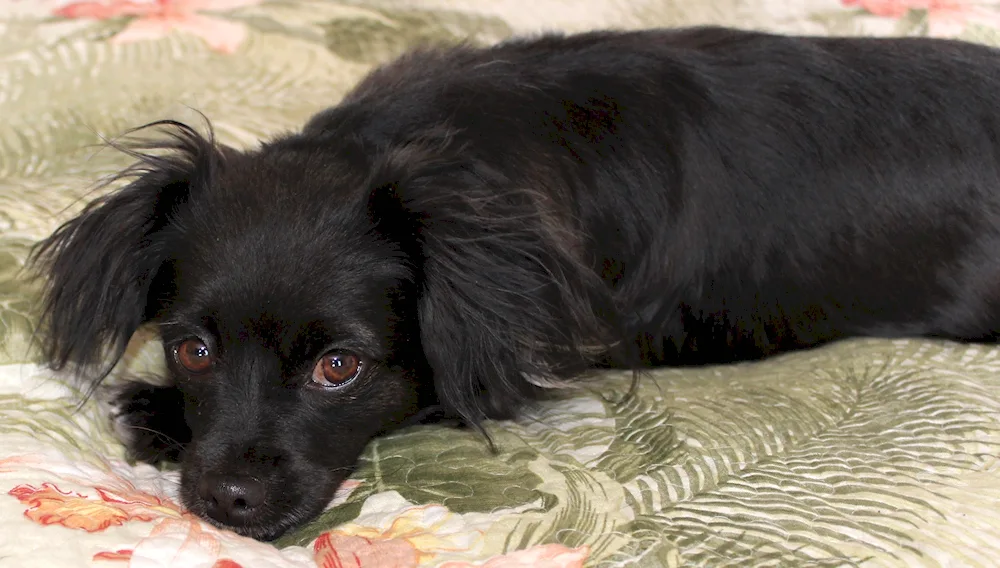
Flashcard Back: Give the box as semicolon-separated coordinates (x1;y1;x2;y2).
30;27;1000;540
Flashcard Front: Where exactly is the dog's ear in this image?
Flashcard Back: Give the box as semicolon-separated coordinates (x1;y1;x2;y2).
30;121;221;382
367;136;616;427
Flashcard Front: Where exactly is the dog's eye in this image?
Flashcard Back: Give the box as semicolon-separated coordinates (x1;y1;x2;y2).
312;350;363;387
175;339;214;374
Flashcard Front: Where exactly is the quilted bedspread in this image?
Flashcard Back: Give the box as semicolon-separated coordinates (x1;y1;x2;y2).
3;1;1000;566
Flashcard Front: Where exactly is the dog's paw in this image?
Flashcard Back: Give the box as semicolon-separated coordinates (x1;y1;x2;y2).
107;382;191;464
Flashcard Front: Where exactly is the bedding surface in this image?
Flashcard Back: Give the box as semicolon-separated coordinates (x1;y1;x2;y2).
3;1;1000;566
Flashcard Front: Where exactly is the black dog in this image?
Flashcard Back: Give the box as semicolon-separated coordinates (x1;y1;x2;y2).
31;26;1000;540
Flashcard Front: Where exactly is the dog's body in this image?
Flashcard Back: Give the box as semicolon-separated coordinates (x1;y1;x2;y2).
32;27;1000;539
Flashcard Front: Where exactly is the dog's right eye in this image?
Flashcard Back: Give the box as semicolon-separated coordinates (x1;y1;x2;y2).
174;339;214;374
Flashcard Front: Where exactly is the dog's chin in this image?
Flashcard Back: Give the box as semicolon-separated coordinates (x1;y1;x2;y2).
195;506;322;542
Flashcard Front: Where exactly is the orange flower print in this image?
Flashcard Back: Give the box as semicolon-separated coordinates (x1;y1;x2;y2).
843;0;1000;36
93;549;135;562
54;0;260;53
94;548;245;568
312;500;493;567
314;532;419;568
0;454;38;473
326;479;363;510
8;481;184;532
91;518;245;568
439;544;591;568
10;483;138;531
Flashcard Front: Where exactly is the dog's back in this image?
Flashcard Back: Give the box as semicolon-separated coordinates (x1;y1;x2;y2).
292;27;1000;365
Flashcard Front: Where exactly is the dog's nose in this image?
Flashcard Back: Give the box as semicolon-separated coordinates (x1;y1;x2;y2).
197;473;266;524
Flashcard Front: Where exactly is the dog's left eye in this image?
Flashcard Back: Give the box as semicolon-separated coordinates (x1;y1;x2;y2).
311;350;363;388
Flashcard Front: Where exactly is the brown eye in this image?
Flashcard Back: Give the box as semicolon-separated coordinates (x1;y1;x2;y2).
175;339;213;374
312;351;362;387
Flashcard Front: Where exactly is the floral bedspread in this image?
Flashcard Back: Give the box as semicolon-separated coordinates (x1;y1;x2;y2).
3;1;1000;567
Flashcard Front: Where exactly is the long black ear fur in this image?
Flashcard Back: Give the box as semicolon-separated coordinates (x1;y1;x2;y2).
367;133;621;426
29;121;220;387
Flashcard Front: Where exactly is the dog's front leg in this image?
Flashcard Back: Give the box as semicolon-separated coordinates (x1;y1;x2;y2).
107;381;191;464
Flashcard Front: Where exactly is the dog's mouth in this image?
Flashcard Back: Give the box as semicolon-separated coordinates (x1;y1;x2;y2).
194;506;310;542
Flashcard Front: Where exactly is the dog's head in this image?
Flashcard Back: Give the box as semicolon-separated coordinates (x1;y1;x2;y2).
31;121;610;539
32;122;437;539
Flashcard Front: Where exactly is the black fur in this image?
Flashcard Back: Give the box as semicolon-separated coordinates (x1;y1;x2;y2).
30;27;1000;540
